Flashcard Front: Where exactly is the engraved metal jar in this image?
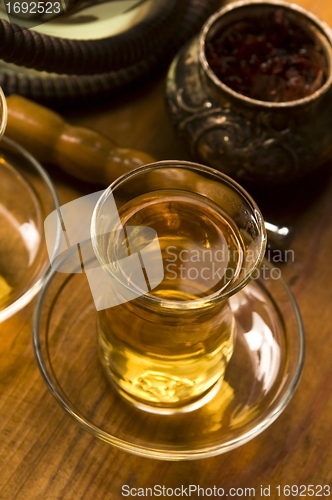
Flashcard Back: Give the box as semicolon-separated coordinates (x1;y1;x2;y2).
166;0;332;184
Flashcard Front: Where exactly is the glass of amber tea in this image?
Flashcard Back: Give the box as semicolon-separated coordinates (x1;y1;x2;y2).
91;161;267;414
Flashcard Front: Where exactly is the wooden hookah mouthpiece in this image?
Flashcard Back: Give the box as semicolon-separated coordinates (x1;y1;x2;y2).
5;94;155;186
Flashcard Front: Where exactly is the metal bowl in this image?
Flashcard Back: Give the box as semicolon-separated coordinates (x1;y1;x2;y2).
166;0;332;184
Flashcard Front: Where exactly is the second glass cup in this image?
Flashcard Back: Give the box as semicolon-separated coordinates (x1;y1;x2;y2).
91;161;266;414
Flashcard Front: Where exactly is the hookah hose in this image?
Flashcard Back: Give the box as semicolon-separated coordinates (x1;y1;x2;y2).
0;0;222;106
0;0;182;75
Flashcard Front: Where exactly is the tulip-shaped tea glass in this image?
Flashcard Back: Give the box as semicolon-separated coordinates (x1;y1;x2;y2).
91;161;267;414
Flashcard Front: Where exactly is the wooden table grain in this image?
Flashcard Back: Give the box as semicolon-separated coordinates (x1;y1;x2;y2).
1;1;332;498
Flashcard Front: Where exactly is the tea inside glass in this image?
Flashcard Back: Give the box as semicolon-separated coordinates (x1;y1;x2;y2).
92;162;266;414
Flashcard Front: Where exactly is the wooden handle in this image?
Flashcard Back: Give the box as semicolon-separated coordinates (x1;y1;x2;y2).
5;95;155;186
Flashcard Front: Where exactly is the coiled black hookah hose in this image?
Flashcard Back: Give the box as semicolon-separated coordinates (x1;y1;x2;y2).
0;0;221;106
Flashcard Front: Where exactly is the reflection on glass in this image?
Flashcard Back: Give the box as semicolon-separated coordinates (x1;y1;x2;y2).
243;312;280;392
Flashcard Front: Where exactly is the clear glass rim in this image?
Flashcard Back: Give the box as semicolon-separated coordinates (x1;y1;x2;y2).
32;260;305;460
91;160;267;309
0;87;7;139
199;0;332;109
0;136;61;323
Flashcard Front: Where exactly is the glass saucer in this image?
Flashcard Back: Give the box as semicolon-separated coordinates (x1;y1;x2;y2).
33;260;304;460
0;136;60;322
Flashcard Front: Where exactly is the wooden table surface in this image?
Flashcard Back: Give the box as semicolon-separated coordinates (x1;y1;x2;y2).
1;1;332;498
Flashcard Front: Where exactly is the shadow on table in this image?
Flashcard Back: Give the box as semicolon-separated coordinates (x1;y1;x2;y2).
242;162;332;225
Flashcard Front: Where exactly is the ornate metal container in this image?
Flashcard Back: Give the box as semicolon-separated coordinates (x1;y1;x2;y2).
166;0;332;184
